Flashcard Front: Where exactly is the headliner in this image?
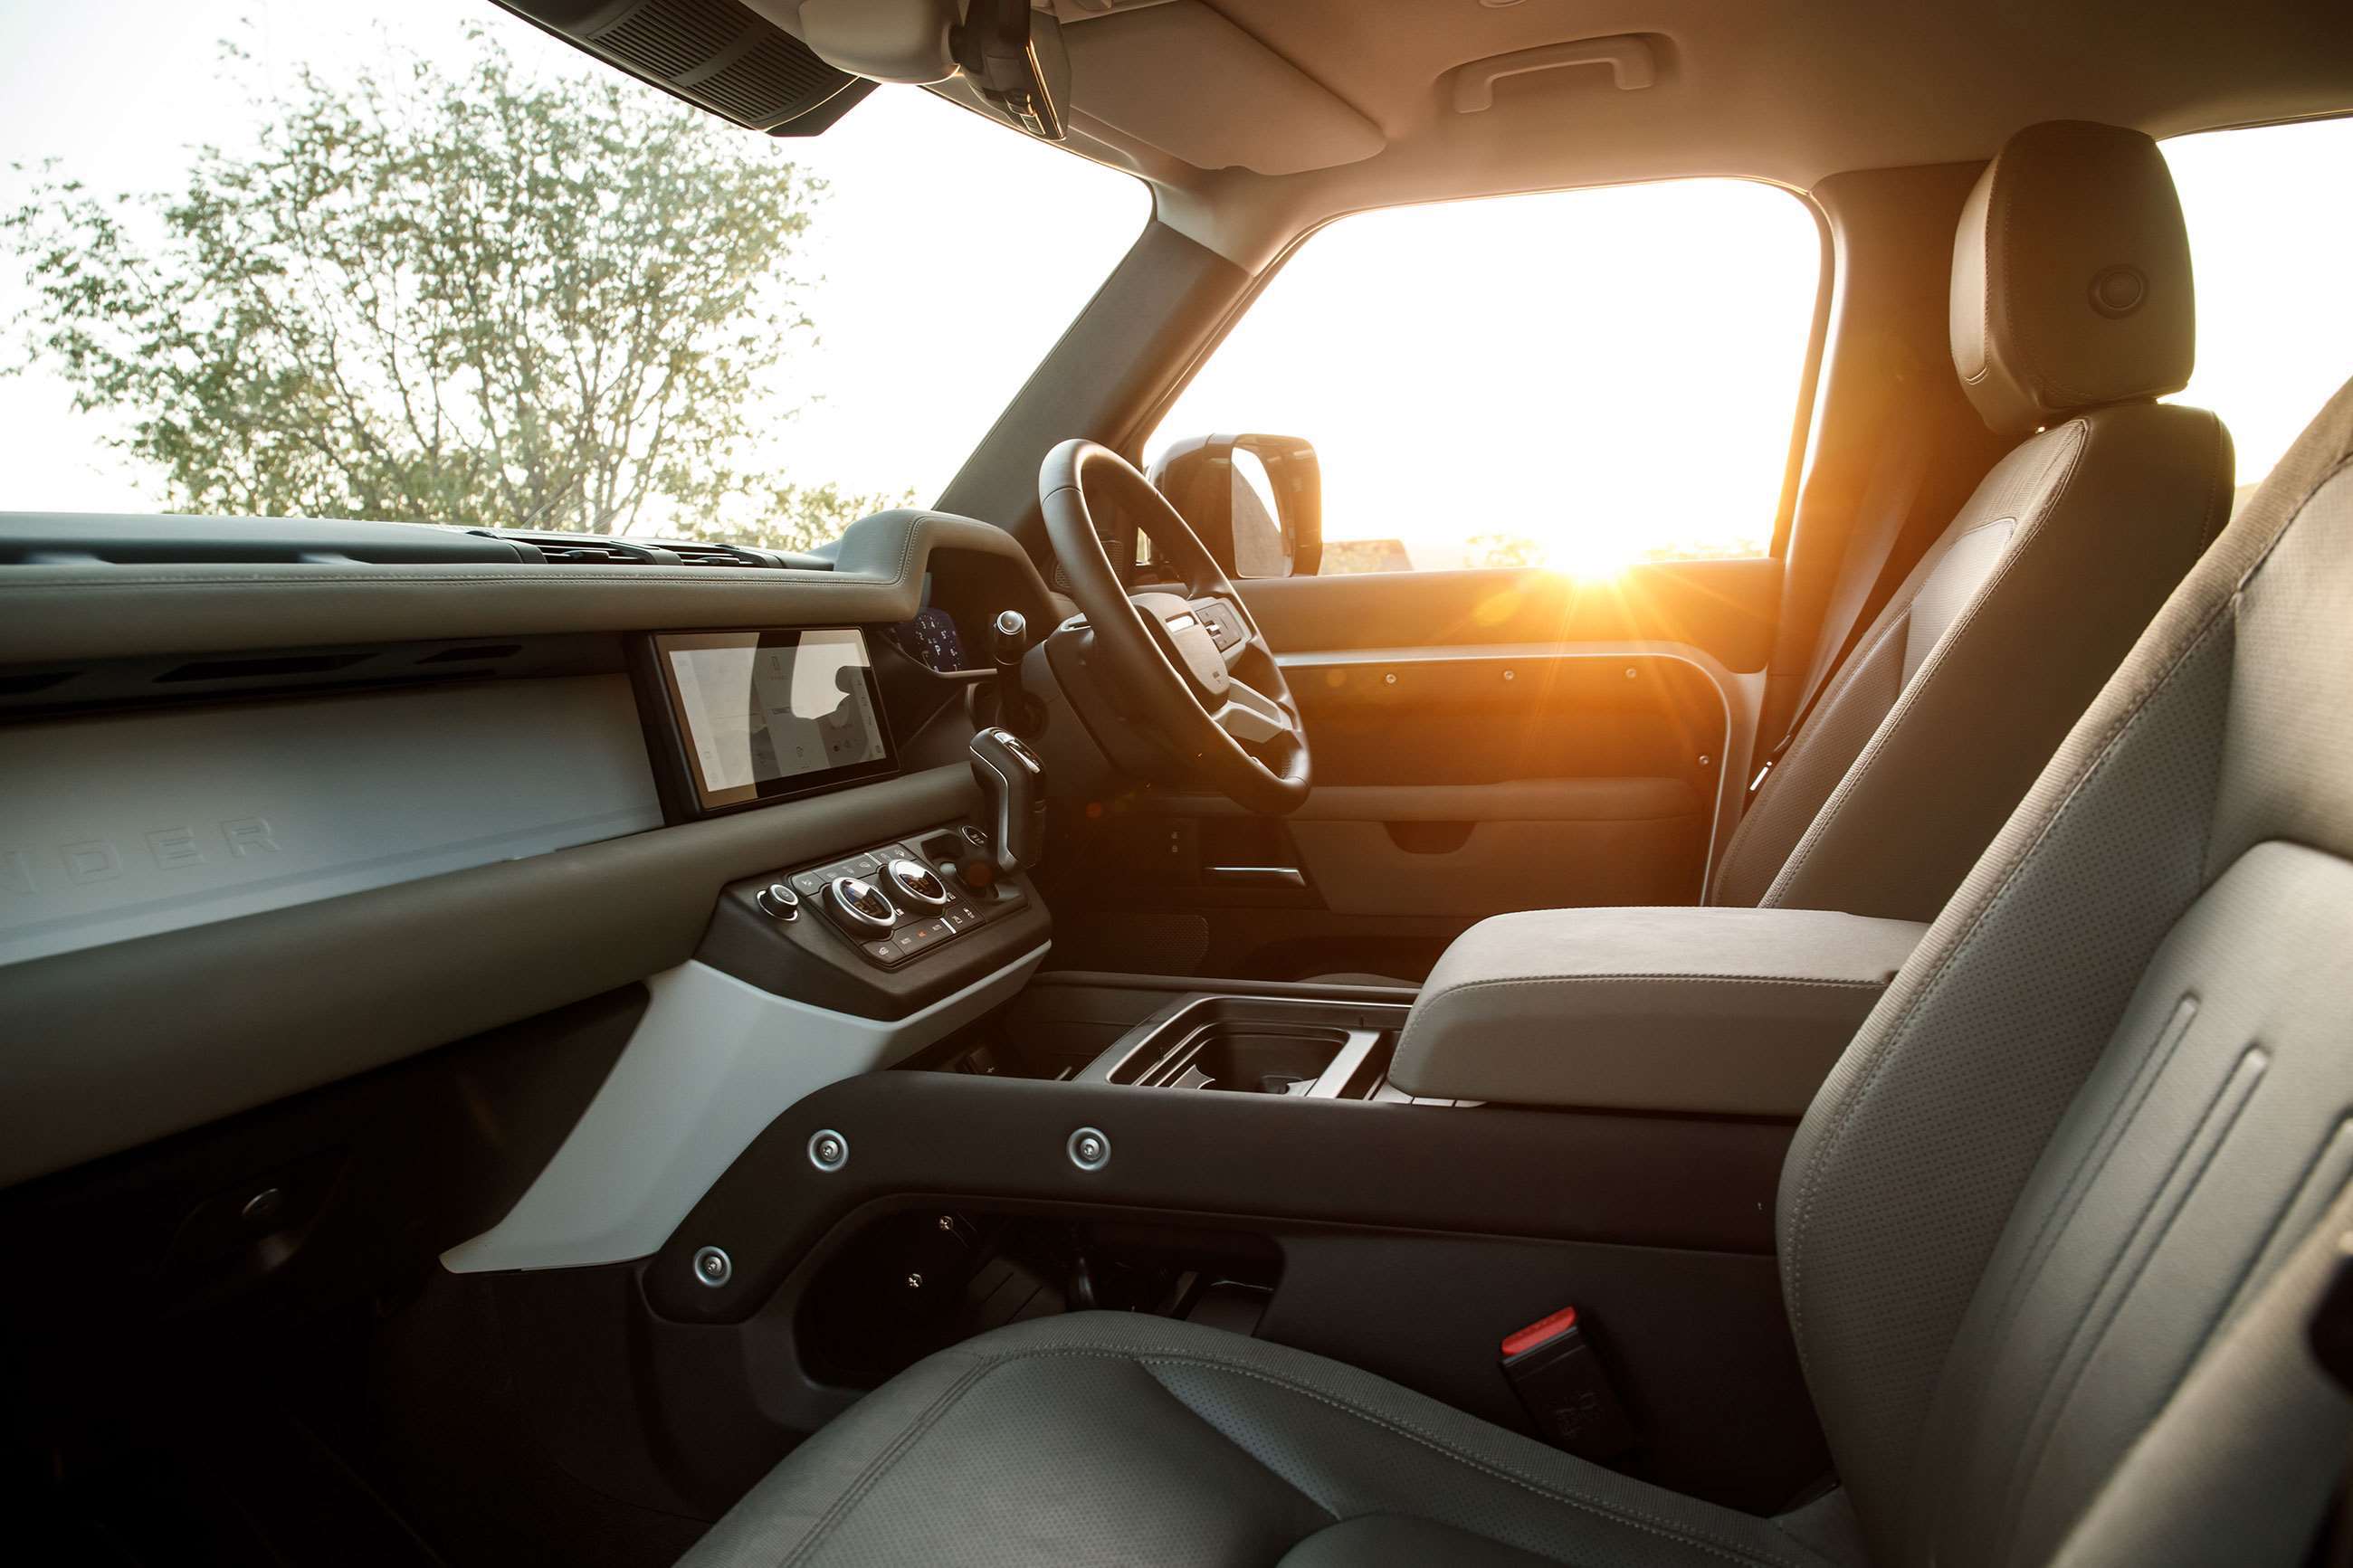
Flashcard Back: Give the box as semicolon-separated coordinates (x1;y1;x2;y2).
915;0;2353;268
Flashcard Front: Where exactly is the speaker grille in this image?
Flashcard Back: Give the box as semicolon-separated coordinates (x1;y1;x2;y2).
559;0;857;131
595;0;740;81
696;33;843;125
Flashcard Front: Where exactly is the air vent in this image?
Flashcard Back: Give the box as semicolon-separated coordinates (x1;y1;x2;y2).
500;0;870;135
658;540;766;567
416;643;527;665
469;528;832;570
156;652;374;684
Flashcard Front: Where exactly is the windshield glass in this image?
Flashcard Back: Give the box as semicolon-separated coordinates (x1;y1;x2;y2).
0;2;1146;551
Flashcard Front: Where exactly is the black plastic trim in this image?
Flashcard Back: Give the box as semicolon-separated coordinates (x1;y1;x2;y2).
643;1070;1793;1323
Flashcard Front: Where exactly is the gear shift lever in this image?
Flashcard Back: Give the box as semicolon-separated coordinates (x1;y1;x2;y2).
990;608;1034;735
969;727;1045;877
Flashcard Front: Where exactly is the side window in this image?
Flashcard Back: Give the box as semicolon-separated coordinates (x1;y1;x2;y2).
1146;180;1821;575
2162;118;2353;508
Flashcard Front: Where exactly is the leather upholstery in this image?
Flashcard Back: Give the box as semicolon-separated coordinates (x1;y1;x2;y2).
677;1313;1845;1568
1707;119;2224;922
1710;401;2233;920
1780;370;2353;1563
1389;907;1925;1114
1948;121;2196;440
691;376;2353;1567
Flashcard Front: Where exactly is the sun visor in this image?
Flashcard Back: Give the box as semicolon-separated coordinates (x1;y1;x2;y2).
1062;1;1383;176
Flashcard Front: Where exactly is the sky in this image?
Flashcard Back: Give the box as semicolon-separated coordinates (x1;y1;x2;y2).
2;3;2348;568
0;0;1147;520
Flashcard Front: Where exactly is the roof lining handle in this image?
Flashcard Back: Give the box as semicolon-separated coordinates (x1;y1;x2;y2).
1451;35;1656;114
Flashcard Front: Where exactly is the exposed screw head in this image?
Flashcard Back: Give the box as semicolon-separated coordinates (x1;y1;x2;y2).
692;1246;732;1288
937;1215;955;1231
1624;667;1638;679
1699;755;1712;766
905;1272;924;1289
1501;669;1515;682
808;1129;850;1171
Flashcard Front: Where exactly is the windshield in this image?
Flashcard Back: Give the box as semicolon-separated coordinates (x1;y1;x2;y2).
0;1;1146;552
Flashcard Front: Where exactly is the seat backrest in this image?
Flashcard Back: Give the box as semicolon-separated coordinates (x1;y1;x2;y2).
1780;371;2353;1565
1713;121;2232;922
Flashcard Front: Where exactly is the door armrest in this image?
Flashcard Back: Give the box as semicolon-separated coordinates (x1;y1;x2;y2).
1391;907;1926;1115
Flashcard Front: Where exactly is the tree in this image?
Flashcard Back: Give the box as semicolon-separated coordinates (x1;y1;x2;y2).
4;32;900;550
1466;531;1546;569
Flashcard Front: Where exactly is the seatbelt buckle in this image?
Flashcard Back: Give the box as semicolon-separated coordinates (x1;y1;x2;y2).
1499;1306;1636;1459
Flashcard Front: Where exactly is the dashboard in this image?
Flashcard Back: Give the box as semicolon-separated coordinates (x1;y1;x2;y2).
0;504;1067;1186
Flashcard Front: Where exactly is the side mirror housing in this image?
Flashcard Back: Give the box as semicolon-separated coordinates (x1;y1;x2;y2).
1147;433;1322;579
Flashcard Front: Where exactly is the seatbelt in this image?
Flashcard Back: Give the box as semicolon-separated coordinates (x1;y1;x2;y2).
1747;418;1935;803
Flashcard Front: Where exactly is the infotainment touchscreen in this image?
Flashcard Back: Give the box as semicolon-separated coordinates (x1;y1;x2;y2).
653;629;895;810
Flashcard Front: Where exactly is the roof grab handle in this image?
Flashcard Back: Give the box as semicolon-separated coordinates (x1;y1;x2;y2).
1451;34;1656;113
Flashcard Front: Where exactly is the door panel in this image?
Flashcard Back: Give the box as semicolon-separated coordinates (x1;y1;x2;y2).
1045;562;1775;983
1240;557;1780;670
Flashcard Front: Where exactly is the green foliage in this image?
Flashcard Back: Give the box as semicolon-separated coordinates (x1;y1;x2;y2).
4;31;900;549
1465;531;1546;569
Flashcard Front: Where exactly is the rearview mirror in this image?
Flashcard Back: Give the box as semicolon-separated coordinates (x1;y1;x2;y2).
951;0;1068;140
1148;433;1323;579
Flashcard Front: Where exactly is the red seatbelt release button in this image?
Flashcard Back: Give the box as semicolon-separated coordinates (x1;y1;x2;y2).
1499;1305;1636;1459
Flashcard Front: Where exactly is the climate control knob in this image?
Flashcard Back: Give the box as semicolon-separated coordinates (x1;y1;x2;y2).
825;875;897;932
885;857;951;908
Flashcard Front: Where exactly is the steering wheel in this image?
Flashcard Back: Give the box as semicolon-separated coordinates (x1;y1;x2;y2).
1040;439;1312;815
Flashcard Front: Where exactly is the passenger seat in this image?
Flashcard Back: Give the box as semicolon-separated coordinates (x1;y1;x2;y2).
1708;119;2232;920
1312;119;2233;991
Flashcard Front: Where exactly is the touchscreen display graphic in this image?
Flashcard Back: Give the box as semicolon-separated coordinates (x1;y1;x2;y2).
657;630;891;807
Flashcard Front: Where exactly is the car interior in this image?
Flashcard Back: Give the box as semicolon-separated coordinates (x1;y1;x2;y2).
5;1;2353;1564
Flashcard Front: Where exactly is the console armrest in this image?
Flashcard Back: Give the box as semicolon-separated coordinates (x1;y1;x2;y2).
1391;907;1926;1115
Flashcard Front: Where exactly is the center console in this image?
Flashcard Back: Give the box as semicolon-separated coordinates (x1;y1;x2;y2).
698;819;1047;1018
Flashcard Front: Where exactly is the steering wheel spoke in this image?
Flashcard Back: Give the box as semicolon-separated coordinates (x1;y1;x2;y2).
1209;676;1296;746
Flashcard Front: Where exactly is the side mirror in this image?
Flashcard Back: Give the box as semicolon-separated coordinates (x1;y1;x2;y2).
1147;433;1323;579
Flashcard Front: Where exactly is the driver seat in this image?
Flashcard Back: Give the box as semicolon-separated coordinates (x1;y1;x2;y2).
1318;121;2229;990
681;368;2353;1563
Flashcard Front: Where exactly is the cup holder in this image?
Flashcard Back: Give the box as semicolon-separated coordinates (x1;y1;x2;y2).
1083;994;1405;1099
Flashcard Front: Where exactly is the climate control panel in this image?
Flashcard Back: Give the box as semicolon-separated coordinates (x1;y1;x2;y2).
766;827;1028;969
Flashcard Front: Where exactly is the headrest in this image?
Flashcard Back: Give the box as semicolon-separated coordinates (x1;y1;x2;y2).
1949;120;2196;438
